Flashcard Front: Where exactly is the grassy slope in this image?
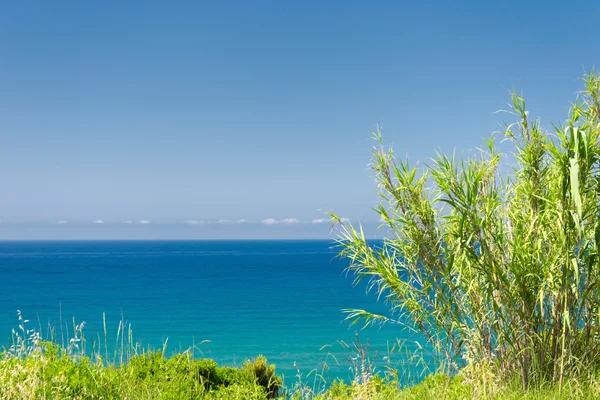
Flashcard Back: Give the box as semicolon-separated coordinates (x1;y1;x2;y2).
1;344;600;399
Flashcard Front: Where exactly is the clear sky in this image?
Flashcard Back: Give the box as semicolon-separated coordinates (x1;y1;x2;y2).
0;0;598;239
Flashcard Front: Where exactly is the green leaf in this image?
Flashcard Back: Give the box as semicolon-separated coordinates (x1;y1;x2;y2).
569;158;582;219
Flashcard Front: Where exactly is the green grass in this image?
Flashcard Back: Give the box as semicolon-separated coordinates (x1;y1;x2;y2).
3;343;600;399
2;312;282;399
1;314;599;400
0;342;280;399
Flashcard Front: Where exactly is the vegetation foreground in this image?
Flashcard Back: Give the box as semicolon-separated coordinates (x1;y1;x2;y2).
4;72;600;398
2;339;600;399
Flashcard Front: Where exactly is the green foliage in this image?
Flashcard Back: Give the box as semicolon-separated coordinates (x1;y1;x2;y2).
402;374;472;399
312;374;470;400
0;342;277;399
0;311;285;398
3;315;600;398
324;379;354;398
310;371;600;399
331;71;600;389
244;354;283;398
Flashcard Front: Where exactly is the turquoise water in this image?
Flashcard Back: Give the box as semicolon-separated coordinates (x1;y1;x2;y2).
0;240;430;386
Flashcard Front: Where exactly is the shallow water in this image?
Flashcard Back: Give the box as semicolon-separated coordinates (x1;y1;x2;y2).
0;240;431;386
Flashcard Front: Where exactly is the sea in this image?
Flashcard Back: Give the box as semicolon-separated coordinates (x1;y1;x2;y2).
0;240;432;387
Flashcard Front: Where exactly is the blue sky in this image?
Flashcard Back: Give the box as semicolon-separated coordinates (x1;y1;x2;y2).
0;1;598;239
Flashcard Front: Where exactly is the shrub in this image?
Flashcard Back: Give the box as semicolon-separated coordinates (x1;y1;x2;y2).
244;355;282;398
331;71;600;388
0;313;282;399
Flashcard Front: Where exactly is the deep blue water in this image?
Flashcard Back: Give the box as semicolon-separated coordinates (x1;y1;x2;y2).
0;240;429;386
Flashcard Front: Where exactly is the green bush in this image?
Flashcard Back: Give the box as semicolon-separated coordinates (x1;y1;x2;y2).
0;344;278;399
244;354;283;398
332;71;600;389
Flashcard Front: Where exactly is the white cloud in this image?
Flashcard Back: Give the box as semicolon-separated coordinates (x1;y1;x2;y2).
93;220;104;224
184;220;203;225
262;218;300;225
215;219;248;224
122;220;133;224
56;220;68;224
313;217;349;224
138;220;151;224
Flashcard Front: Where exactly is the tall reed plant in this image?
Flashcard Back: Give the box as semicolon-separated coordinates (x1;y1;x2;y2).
331;72;600;389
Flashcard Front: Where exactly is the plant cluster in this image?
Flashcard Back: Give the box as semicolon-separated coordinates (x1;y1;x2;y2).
332;72;600;390
0;312;282;399
0;343;281;399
